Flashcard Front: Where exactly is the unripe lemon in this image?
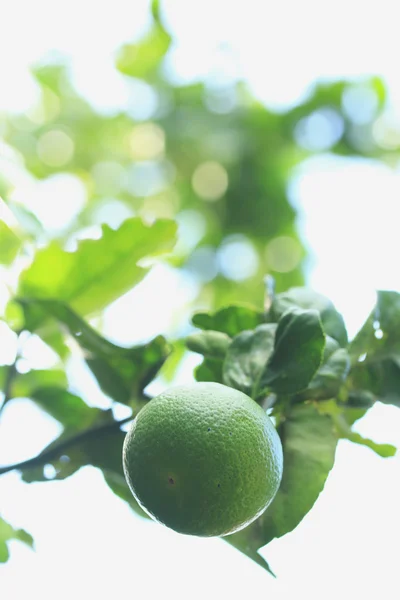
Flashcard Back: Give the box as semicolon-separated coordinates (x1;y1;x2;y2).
123;382;283;537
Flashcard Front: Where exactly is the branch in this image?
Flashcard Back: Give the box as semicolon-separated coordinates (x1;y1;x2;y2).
0;361;18;417
0;414;135;476
0;329;24;418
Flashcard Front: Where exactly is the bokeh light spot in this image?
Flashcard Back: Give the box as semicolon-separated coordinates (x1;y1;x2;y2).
43;464;57;479
192;161;228;201
372;113;400;150
295;109;344;152
129;123;165;161
37;129;74;167
342;84;379;125
217;235;259;281
91;161;125;195
185;246;219;282
266;236;302;273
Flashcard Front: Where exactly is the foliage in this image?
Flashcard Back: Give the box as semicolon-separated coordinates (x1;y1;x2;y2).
0;0;397;576
0;517;34;563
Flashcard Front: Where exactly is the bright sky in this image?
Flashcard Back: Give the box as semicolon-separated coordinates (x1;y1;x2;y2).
1;1;400;599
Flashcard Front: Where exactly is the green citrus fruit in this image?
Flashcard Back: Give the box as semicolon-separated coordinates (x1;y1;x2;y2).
123;382;283;537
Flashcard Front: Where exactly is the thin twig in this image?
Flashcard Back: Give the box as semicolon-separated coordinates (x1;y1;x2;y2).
0;329;24;417
0;361;18;417
0;414;135;476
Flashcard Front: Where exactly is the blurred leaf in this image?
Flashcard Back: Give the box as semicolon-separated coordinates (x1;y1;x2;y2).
301;348;350;400
317;400;396;457
158;339;186;382
11;369;67;399
347;291;400;409
350;358;400;408
0;516;34;563
21;407;120;483
223;324;276;398
194;357;224;383
350;291;400;360
229;403;337;559
30;388;99;430
18;299;170;405
270;287;348;347
18;218;177;321
343;431;396;457
186;330;231;358
192;305;264;337
116;3;171;79
337;422;396;458
6;201;44;238
0;221;21;265
262;309;325;394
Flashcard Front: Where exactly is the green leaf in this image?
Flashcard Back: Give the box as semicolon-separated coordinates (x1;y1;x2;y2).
194;357;224;383
350;358;400;408
347;291;400;409
0;516;34;563
18;217;177;320
302;348;350;400
222;324;276;398
225;527;275;576
229;403;337;561
116;3;171;79
30;388;99;430
186;330;231;358
340;427;396;458
350;291;400;360
270;287;348;347
192;305;264;337
158;339;186;382
0;221;21;265
6;200;44;238
21;407;121;483
11;369;67;399
18;299;170;405
262;309;325;394
317;400;396;458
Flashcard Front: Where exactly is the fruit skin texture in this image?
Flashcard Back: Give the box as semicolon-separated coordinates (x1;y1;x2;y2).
123;382;283;537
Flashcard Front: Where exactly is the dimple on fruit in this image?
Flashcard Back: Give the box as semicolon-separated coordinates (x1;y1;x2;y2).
122;382;283;537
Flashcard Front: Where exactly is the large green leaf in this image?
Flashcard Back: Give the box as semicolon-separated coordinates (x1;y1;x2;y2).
20;406;120;483
270;287;348;347
350;358;400;408
350;291;400;360
222;324;276;398
18;299;170;405
347;291;400;409
262;309;325;394
11;369;67;399
116;0;171;79
229;403;337;566
194;357;224;384
192;305;264;337
301;347;350;401
29;388;100;431
225;526;275;576
0;221;21;265
0;516;34;563
260;404;337;540
18;217;177;319
186;330;231;359
18;403;147;520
